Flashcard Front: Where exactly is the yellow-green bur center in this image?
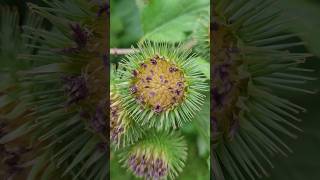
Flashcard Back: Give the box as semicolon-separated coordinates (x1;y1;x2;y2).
130;56;186;113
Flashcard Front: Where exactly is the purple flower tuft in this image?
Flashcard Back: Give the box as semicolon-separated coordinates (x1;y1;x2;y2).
130;85;138;93
90;104;107;133
128;154;168;179
70;24;89;49
61;74;89;106
176;82;183;87
175;90;181;95
141;63;147;68
149;91;156;97
150;58;157;65
146;76;152;81
154;104;162;113
169;66;178;73
133;70;138;77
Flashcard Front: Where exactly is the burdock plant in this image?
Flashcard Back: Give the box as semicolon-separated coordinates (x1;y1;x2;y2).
112;41;208;179
119;131;187;179
116;41;207;130
110;0;210;179
213;0;316;179
0;0;211;180
0;0;109;179
110;73;143;148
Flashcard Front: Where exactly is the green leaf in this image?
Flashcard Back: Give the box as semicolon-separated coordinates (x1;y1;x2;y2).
140;0;209;42
111;0;143;47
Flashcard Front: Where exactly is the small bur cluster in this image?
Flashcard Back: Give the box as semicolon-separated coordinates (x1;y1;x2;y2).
110;99;125;142
130;55;186;113
128;153;169;179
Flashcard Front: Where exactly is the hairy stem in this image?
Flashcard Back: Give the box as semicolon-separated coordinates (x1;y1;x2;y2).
110;48;135;55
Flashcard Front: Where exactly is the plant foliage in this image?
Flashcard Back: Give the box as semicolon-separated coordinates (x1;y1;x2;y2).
213;0;315;179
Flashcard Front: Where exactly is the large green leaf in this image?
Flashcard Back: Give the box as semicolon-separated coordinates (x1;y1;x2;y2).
111;0;143;47
140;0;209;42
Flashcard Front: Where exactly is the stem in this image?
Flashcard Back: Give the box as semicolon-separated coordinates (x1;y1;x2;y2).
110;48;135;55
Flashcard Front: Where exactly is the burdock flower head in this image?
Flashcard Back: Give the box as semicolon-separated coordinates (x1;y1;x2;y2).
110;94;125;142
117;41;207;129
120;131;187;179
110;85;143;148
212;0;316;179
128;153;169;179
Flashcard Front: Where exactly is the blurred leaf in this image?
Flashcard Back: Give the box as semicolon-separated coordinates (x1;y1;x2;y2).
140;0;209;42
193;93;210;158
110;0;143;47
197;135;208;157
278;0;320;57
110;16;124;47
177;139;209;180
